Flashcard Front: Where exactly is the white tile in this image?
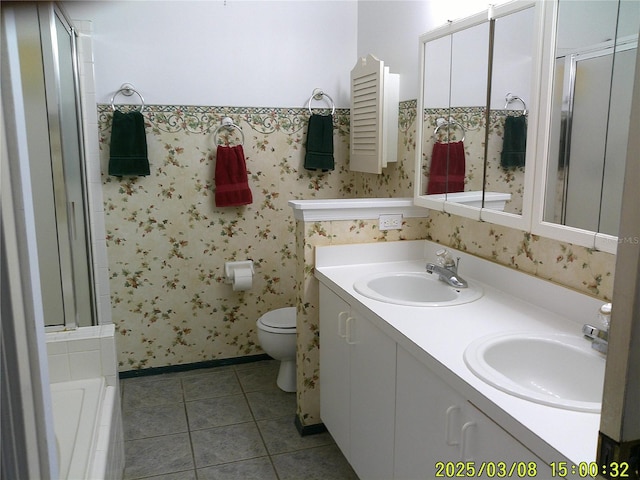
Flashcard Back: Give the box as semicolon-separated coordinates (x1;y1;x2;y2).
67;325;101;340
93;239;109;267
69;350;102;379
48;354;71;383
98;294;114;324
67;337;101;353
94;267;111;296
92;214;107;243
84;122;100;155
46;330;71;343
100;323;115;337
105;374;118;388
101;338;117;376
46;340;68;355
91;185;106;215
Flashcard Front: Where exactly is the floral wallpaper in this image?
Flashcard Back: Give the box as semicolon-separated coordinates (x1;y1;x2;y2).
98;104;356;370
293;101;615;428
98;101;615;430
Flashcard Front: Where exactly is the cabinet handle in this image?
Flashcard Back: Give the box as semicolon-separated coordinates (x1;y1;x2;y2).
445;405;461;446
460;421;477;461
346;316;357;345
338;311;349;338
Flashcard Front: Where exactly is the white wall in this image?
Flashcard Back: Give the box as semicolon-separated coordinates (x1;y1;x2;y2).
63;1;358;108
63;0;525;107
357;0;503;101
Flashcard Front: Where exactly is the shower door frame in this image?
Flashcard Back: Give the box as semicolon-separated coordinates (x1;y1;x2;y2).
17;2;97;330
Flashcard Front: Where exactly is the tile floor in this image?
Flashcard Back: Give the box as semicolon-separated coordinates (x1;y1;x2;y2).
120;359;358;479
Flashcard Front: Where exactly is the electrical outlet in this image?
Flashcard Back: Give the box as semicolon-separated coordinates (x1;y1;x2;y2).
379;214;403;230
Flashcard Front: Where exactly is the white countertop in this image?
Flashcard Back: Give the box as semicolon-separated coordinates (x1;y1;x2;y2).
315;240;605;474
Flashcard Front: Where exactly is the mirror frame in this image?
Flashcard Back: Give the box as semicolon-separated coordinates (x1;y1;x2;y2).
414;0;543;232
531;0;627;254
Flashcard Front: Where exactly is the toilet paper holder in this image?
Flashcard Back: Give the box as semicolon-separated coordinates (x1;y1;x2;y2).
224;260;254;284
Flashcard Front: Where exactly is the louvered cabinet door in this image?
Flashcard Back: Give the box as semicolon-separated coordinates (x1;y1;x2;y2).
350;54;399;174
350;54;384;173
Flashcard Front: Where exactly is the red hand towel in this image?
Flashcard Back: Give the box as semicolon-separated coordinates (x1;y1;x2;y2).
426;141;466;194
214;145;253;207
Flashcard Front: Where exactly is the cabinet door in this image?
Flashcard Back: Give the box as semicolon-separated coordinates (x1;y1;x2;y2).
319;285;351;457
395;346;465;479
395;346;553;479
349;307;397;480
460;403;553;479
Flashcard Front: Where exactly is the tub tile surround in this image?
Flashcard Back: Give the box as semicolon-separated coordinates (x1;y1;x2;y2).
314;239;605;466
46;325;124;479
75;19;113;325
46;324;119;386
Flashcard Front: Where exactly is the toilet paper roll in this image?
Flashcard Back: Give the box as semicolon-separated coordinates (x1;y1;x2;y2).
232;267;253;291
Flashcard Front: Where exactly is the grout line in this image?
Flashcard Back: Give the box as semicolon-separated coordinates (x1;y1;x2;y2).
123;362;291;479
180;375;199;480
235;367;282;480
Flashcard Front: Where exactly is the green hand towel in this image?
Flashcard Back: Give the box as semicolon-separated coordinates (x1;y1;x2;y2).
304;114;334;172
108;110;150;176
500;115;527;168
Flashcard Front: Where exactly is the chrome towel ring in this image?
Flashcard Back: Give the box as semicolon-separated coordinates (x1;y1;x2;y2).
213;117;245;146
110;83;145;113
434;117;466;143
504;93;527;115
307;88;335;115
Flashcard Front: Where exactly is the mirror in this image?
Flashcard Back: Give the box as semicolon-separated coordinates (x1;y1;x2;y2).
415;1;538;226
543;0;639;239
485;6;536;216
417;14;489;215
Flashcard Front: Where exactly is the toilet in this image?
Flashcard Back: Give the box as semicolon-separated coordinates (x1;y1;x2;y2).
256;307;297;392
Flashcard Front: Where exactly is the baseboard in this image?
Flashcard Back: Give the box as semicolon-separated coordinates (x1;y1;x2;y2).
294;414;327;437
118;353;271;379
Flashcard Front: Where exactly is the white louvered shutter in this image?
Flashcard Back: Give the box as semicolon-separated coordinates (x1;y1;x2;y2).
350;54;399;174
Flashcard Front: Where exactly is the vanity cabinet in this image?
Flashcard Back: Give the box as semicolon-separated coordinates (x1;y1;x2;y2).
319;283;556;480
319;284;396;480
395;347;554;479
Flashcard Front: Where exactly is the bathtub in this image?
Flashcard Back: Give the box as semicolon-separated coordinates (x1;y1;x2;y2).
46;325;124;479
50;378;123;479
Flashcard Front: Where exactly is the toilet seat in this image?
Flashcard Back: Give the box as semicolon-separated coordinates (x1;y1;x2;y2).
257;307;296;333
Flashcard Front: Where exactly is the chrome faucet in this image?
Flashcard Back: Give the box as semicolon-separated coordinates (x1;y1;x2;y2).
583;303;611;354
426;249;468;288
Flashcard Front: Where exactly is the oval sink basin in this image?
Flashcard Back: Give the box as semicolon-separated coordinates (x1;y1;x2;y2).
464;333;605;412
353;272;483;307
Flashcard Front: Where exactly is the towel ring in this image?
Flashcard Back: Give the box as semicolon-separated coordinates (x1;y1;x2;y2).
110;83;145;113
434;117;466;143
504;93;527;115
213;117;245;145
307;88;335;115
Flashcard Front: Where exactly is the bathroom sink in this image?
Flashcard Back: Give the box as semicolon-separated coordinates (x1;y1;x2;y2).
464;333;605;412
353;272;482;307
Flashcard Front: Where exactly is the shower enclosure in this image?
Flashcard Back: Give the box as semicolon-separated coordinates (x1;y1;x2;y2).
5;2;96;328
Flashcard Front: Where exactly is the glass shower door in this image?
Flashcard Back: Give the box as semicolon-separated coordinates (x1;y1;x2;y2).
50;7;94;327
37;3;95;328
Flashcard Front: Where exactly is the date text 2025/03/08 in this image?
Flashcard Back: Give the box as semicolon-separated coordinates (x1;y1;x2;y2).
434;460;631;478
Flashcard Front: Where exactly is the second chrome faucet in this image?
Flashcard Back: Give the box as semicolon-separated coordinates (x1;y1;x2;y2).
426;249;468;288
